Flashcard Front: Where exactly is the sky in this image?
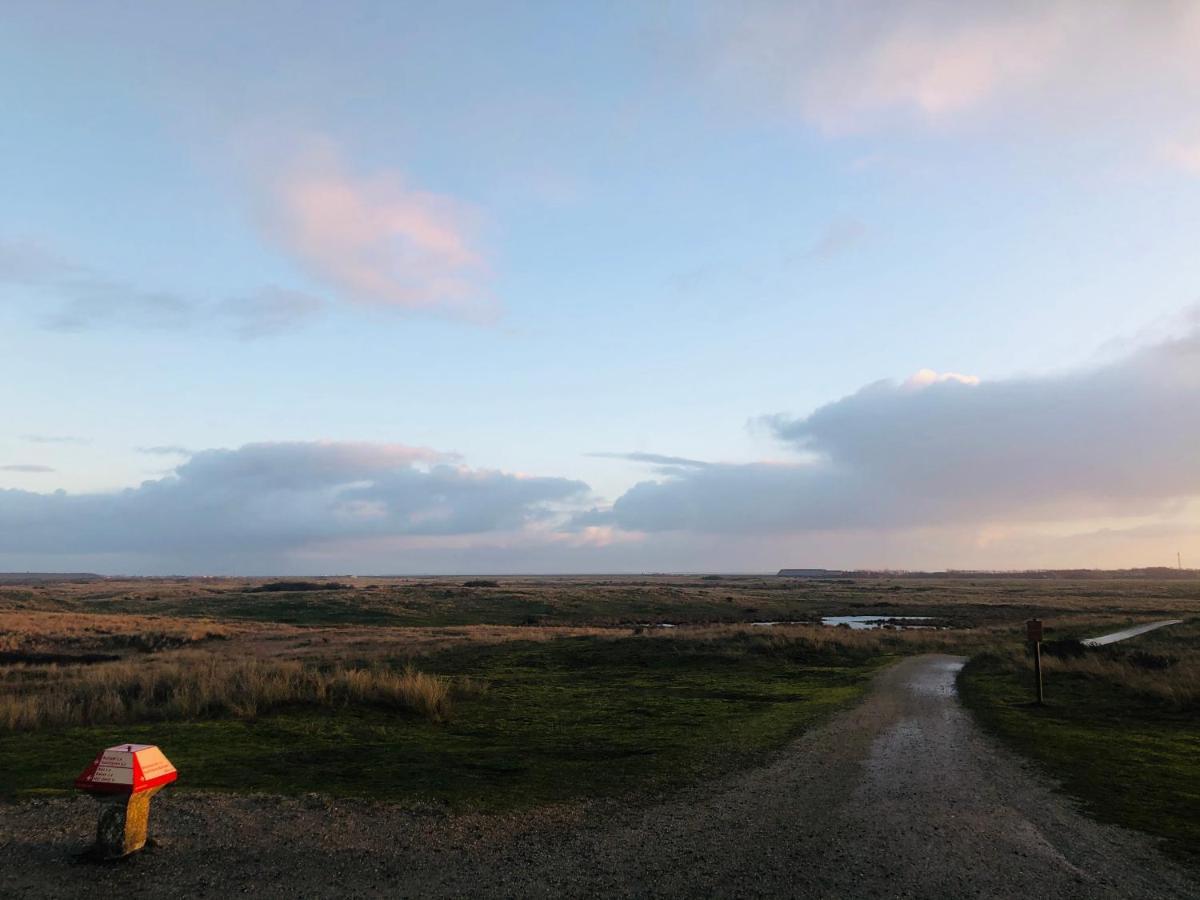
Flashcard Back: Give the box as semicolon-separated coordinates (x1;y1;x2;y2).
2;1;1199;574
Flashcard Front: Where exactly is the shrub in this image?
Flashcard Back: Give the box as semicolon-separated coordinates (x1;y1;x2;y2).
249;581;351;593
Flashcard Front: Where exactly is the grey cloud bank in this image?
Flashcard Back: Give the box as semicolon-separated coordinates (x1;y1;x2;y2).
2;323;1197;572
0;442;588;563
609;326;1200;534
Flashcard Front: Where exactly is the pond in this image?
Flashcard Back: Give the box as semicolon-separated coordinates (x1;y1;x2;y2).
821;615;934;630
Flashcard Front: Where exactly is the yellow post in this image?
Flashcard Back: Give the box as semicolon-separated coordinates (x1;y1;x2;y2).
92;785;166;859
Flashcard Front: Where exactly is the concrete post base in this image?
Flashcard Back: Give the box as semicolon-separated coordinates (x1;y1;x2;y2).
91;786;165;859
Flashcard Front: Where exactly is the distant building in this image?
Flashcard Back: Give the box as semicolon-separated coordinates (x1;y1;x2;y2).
777;568;845;578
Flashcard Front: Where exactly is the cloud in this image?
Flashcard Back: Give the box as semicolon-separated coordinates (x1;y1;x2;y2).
21;434;89;445
218;287;325;338
609;462;864;534
588;451;713;469
1;464;55;473
1162;137;1200;175
41;283;195;333
0;441;589;559
256;139;490;317
0;238;194;331
0;237;323;338
606;322;1200;534
710;1;1200;137
0;237;86;283
136;446;192;456
805;219;868;260
901;368;980;389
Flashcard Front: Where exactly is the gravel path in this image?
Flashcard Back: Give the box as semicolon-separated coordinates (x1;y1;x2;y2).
3;654;1196;898
1081;620;1185;646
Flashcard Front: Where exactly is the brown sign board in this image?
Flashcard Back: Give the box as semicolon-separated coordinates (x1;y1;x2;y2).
1026;619;1044;642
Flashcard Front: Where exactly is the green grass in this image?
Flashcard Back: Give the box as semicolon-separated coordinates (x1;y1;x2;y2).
959;652;1200;862
105;585;816;628
0;634;884;810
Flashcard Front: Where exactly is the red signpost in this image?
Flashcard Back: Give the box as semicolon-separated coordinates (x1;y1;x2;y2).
1026;619;1044;705
75;743;177;859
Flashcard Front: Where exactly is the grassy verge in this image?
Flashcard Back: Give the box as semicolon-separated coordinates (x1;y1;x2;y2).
0;632;886;810
959;645;1200;863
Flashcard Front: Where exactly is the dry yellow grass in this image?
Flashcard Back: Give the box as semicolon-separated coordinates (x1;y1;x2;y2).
0;610;236;654
6;573;1196;621
649;621;1006;655
983;642;1200;708
0;655;456;730
0;609;620;663
1040;653;1200;707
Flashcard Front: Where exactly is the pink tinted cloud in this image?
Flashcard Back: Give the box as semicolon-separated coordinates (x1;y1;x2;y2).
262;139;490;317
713;2;1200;136
808;11;1062;124
1163;137;1200;175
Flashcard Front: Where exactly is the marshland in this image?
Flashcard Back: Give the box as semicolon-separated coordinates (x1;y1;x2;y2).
1;572;1196;859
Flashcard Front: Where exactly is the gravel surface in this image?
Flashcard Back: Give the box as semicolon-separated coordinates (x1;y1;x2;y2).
3;654;1196;898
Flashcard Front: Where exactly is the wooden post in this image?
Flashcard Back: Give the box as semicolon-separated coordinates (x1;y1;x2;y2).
1026;618;1044;705
1033;639;1044;705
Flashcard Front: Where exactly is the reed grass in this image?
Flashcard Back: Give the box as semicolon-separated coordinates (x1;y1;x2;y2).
0;610;233;653
648;621;1003;658
0;655;455;730
977;641;1200;709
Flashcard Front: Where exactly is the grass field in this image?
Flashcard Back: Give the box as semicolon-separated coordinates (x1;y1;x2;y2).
959;616;1200;861
4;572;1196;629
1;574;1197;823
0;629;902;808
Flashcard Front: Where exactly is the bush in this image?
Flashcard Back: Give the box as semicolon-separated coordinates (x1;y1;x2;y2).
249;581;350;593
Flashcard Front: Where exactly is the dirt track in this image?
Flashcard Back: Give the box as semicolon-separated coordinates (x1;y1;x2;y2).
3;654;1197;898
